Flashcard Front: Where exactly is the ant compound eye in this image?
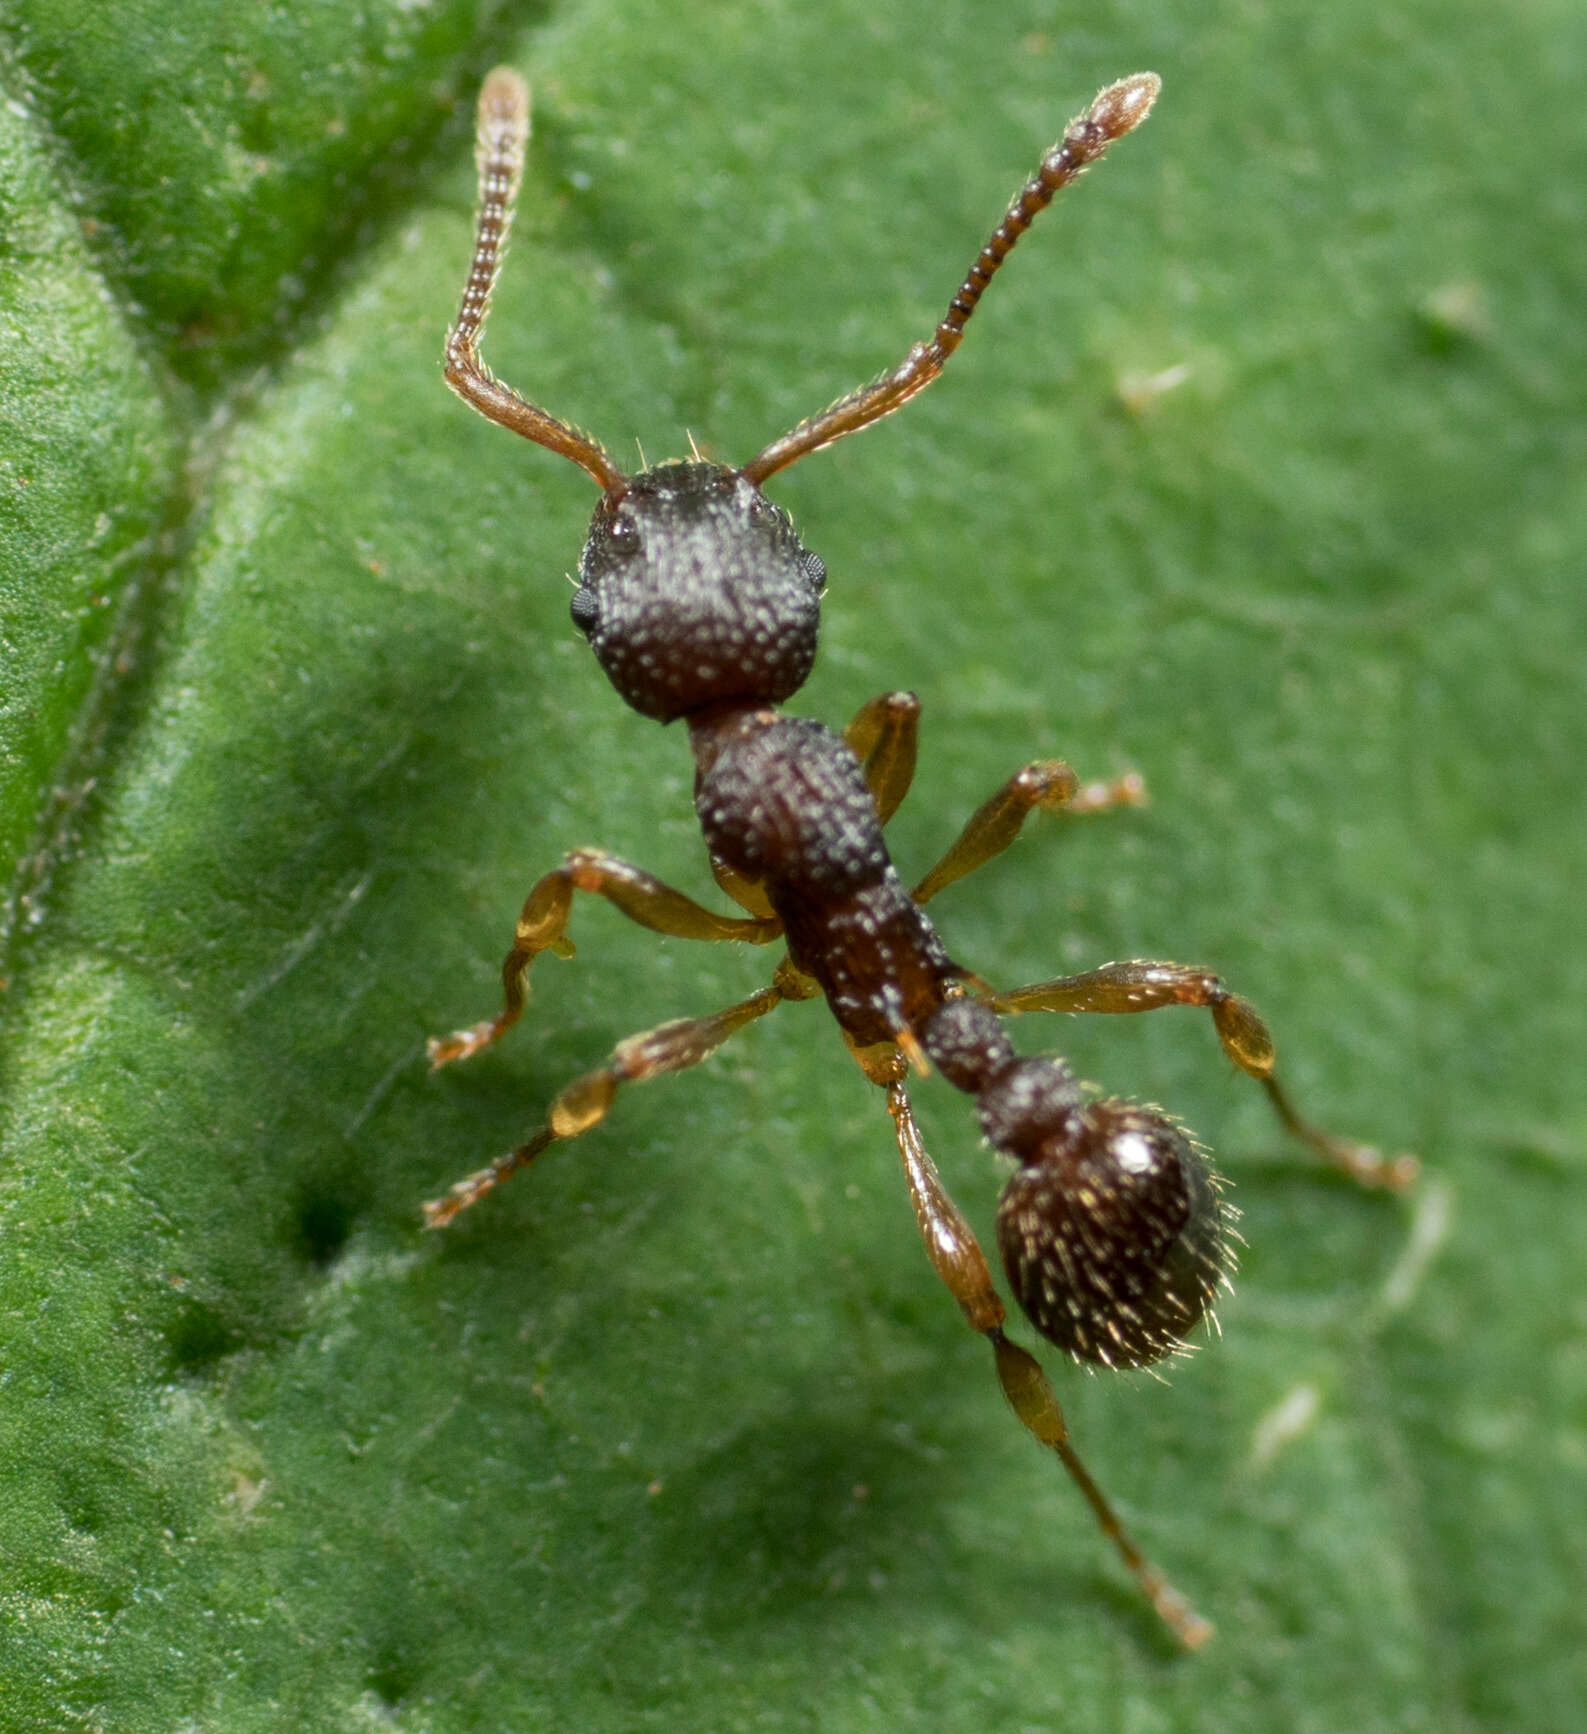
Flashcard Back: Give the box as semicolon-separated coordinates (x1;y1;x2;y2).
994;1097;1232;1369
569;584;599;633
801;551;828;594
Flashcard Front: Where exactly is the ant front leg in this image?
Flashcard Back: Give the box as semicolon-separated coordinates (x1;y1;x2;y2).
877;1070;1213;1649
429;848;782;1067
990;962;1419;1190
912;760;1146;906
844;690;921;825
424;983;786;1227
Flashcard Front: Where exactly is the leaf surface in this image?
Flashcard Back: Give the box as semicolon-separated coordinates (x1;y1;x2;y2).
2;2;1584;1728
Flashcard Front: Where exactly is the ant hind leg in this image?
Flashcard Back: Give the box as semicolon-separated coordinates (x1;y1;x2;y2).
879;1068;1213;1649
989;960;1419;1190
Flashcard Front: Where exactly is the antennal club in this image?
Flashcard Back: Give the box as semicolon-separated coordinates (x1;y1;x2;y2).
742;72;1161;485
444;67;629;497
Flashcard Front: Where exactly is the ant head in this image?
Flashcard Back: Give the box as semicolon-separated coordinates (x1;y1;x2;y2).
450;67;1160;721
570;461;827;723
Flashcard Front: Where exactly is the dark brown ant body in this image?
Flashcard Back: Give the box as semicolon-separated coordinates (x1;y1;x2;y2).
425;67;1417;1648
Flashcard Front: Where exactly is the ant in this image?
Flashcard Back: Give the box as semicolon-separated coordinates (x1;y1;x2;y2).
423;65;1418;1649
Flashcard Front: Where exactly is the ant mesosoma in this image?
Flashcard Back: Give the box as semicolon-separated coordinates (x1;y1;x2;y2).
424;66;1418;1648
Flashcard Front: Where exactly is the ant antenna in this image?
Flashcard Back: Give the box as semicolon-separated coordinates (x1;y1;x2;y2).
444;67;629;498
742;72;1160;485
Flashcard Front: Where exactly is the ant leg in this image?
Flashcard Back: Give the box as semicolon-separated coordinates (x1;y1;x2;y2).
844;691;921;824
707;853;777;921
989;962;1419;1190
424;983;785;1228
429;848;782;1068
882;1076;1213;1649
911;762;1145;905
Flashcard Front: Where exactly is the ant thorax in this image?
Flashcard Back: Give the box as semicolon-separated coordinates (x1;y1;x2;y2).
689;705;958;1050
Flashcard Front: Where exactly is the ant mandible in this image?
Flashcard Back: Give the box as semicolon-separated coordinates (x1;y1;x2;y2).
424;66;1418;1649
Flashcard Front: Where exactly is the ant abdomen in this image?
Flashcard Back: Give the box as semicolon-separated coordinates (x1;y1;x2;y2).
918;1002;1233;1368
985;1065;1232;1369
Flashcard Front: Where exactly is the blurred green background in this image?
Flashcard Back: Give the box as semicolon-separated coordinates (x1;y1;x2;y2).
2;1;1583;1728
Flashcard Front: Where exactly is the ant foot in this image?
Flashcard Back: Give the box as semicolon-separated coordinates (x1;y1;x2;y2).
427;1020;502;1069
1322;1137;1421;1192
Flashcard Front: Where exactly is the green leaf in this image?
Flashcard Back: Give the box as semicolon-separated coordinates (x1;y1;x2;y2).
3;2;1583;1728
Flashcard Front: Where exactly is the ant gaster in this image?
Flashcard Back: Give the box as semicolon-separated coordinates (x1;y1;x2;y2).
425;67;1418;1649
